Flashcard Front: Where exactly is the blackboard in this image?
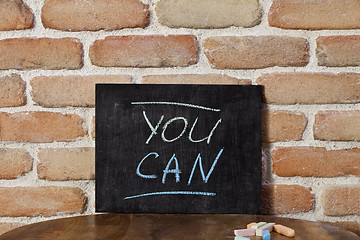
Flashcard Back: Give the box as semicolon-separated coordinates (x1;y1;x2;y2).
96;84;262;214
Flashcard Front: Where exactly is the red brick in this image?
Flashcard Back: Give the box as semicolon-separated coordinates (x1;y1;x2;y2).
268;0;360;30
262;184;314;214
0;223;25;236
89;35;198;67
42;0;149;31
203;36;309;69
0;38;83;70
257;72;360;104
314;111;360;141
0;74;26;107
0;148;32;179
0;112;86;143
141;74;250;85
273;147;360;177
155;0;261;28
31;75;132;107
0;186;86;217
317;36;360;67
38;148;95;181
262;110;307;142
0;0;33;31
321;185;360;216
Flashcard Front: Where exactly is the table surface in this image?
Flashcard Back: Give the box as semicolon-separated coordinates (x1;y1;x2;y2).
0;214;358;240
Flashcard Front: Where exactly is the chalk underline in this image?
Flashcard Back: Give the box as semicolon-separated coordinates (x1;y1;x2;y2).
131;102;221;112
124;191;216;200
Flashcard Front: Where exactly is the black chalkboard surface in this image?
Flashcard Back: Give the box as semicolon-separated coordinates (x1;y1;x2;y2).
96;84;262;214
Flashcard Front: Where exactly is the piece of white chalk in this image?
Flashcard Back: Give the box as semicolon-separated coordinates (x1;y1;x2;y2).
256;223;275;236
251;222;267;229
234;228;256;237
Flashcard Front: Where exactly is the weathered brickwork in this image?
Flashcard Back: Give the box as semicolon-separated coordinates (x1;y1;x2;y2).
31;75;132;107
0;0;359;234
0;0;33;31
269;0;360;30
204;36;309;69
0;38;83;70
38;148;95;180
90;35;198;67
156;0;261;29
0;187;86;217
42;0;149;31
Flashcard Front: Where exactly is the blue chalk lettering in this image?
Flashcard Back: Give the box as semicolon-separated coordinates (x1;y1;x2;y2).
124;191;216;200
162;154;181;184
187;148;224;185
136;152;159;179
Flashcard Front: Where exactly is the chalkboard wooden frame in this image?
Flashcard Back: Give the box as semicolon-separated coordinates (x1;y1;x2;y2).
96;84;262;214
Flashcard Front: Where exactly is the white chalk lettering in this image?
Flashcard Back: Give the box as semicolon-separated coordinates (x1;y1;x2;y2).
188;118;222;144
142;111;164;144
131;101;220;112
161;117;188;142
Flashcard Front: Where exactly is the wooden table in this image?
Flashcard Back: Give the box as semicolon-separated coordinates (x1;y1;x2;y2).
0;214;358;240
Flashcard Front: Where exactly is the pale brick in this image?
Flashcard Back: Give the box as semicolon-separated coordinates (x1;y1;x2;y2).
204;36;309;69
321;185;360;216
0;112;86;143
0;148;32;179
317;36;360;67
141;74;250;85
0;38;83;70
273;147;360;177
42;0;149;31
31;75;132;107
268;0;360;30
321;221;360;236
0;223;25;236
262;184;314;214
0;186;86;217
257;72;360;104
89;35;198;67
314;111;360;141
0;74;26;107
38;148;95;181
0;0;33;31
262;110;307;142
155;0;261;29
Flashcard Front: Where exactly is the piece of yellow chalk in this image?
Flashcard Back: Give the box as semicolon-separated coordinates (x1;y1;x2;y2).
274;224;295;237
251;222;267;229
247;222;257;229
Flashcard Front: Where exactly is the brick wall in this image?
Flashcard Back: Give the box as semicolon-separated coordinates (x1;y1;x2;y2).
0;0;359;236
